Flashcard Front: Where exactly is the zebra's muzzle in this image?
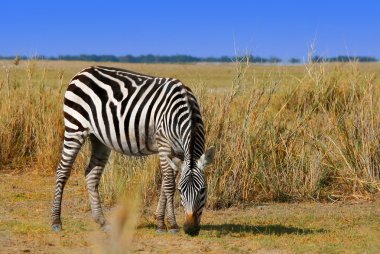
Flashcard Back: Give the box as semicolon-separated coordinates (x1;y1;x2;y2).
183;213;200;236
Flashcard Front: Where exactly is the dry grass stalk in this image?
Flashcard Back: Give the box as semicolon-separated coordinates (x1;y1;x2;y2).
0;60;379;208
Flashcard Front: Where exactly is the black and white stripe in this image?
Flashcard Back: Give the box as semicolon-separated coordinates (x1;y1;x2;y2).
51;66;214;235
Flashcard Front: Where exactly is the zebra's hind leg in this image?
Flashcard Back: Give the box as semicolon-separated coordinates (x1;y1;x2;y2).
85;135;111;231
51;129;89;232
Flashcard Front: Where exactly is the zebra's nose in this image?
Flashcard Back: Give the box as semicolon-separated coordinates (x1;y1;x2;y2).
183;213;200;236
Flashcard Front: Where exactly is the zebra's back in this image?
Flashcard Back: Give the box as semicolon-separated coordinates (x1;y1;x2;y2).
63;66;188;156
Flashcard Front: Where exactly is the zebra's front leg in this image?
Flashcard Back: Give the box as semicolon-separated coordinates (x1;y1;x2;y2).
160;157;179;233
85;136;111;231
155;155;179;233
165;193;179;234
154;182;167;233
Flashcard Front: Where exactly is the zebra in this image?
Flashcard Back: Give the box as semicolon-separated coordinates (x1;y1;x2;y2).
51;66;215;236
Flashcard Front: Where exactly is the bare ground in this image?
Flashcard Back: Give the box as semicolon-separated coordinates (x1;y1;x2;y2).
0;172;379;254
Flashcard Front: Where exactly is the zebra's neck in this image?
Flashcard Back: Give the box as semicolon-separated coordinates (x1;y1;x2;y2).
176;91;205;168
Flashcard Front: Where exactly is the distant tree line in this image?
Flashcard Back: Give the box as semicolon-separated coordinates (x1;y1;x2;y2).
310;55;378;63
0;54;377;63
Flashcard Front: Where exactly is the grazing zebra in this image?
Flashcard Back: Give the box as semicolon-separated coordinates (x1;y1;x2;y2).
51;66;215;236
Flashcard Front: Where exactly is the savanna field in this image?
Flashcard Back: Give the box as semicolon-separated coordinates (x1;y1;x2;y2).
0;60;379;253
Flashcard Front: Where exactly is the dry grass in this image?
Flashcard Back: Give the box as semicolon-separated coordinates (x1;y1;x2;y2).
0;60;380;209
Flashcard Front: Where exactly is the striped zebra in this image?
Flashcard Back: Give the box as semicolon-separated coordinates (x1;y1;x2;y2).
51;66;215;236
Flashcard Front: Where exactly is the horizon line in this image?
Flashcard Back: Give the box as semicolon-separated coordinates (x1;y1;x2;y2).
0;54;378;64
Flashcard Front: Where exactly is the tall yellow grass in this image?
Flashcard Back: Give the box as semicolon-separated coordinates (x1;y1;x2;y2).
0;59;379;208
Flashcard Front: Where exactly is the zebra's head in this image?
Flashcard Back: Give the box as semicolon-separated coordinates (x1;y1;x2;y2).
166;147;215;236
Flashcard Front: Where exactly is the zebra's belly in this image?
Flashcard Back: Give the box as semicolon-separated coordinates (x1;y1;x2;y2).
97;131;159;156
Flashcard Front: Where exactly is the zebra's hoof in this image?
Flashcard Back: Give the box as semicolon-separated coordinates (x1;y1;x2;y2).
156;228;167;234
168;228;180;234
52;224;62;232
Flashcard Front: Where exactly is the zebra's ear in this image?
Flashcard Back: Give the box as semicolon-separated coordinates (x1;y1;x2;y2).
198;146;216;170
165;156;183;172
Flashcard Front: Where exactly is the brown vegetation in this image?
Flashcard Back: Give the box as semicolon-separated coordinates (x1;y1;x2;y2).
0;60;379;209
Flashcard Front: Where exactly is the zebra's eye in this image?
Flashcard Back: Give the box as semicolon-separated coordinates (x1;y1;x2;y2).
199;187;206;195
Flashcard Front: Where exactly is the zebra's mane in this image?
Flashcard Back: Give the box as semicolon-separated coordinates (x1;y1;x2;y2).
182;86;203;173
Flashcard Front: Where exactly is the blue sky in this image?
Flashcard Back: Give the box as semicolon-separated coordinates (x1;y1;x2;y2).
0;1;379;60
